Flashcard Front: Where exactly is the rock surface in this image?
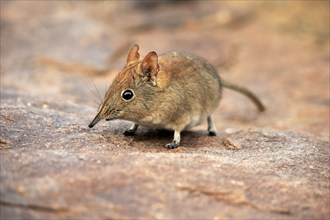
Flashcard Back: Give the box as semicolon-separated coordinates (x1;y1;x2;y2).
1;1;329;219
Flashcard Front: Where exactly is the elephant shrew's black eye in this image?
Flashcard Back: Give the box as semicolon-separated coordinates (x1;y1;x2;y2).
121;89;135;101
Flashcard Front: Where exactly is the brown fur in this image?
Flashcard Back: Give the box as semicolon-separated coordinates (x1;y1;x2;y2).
89;44;264;148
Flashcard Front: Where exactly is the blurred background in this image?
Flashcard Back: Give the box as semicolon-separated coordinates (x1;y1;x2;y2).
1;1;329;139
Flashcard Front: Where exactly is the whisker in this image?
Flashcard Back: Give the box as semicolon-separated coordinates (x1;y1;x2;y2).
87;96;101;108
81;81;102;108
104;84;107;100
81;66;105;107
92;78;103;104
84;78;101;106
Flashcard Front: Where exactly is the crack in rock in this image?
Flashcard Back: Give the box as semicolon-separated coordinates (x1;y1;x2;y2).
176;184;291;215
0;200;70;213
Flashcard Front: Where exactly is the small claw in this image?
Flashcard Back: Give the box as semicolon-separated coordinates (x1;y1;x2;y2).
166;142;180;149
123;129;135;136
208;131;217;136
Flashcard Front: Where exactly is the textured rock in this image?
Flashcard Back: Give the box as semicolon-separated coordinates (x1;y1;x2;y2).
1;1;329;219
1;97;329;218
